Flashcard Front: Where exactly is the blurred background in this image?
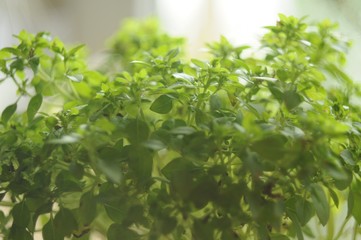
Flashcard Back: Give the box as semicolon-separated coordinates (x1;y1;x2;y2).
1;0;361;105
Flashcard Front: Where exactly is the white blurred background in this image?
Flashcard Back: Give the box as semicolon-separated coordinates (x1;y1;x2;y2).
1;0;361;107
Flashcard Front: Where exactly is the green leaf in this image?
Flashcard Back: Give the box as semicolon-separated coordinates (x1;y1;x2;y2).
104;200;128;223
68;44;85;56
66;74;84;82
107;223;138;240
9;225;32;240
251;134;287;161
310;184;329;226
12;202;30;227
42;218;64;240
142;139;166;150
340;149;355;166
125;118;150;144
284;90;303;110
348;189;354;218
27;94;42;122
351;190;361;224
191;58;209;69
1;103;17;124
55;170;82;192
150;94;173;114
270;233;290;240
328;187;339;208
43;217;62;240
170;126;196;135
28;57;40;73
78;192;97;225
98;157;122;184
10;58;24;71
166;48;179;59
295;198;314;226
54;208;78;237
126;145;153;183
172;73;194;83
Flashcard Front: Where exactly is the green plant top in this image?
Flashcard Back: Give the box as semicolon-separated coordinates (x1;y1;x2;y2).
0;15;361;240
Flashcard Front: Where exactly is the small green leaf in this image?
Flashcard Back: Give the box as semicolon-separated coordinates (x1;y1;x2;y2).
68;44;85;56
10;58;24;71
150;94;173;114
1;103;17;124
340;149;355;166
126;145;153;183
28;57;40;73
78;191;97;225
170;126;196;135
295;198;314;226
348;189;354;218
270;233;290;240
12;202;30;227
310;184;329;226
98;157;122;184
142;139;166;150
328;188;339;208
166;48;179;59
351;190;361;224
191;58;209;69
284;90;302;110
125;118;150;144
103;200;128;223
27;94;42;122
54;208;78;237
251;134;287;161
43;217;62;240
66;74;83;82
172;73;194;83
9;225;32;240
107;223;138;240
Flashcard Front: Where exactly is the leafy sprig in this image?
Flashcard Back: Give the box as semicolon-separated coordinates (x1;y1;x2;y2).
0;15;360;240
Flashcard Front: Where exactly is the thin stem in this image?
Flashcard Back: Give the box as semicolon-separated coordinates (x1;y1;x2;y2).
352;222;358;240
334;216;351;240
0;201;14;207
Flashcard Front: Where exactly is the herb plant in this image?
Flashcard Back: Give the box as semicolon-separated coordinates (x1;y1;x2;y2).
0;15;361;239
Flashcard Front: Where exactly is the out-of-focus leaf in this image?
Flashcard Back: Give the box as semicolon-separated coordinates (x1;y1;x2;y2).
310;184;329;226
27;94;42;122
1;103;17;124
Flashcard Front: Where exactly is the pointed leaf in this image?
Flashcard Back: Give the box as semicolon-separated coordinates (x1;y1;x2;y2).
27;94;42;122
78;191;97;225
98;157;122;184
295;198;314;226
54;208;78;237
107;223;138;240
43;217;62;240
150;94;173;114
284;90;302;110
29;57;40;74
310;184;329;226
12;202;30;227
1;103;17;124
340;149;355;166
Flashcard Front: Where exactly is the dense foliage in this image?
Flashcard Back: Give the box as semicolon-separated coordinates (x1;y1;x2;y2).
0;15;361;239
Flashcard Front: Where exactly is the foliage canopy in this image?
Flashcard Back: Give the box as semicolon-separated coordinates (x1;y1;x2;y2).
0;15;361;239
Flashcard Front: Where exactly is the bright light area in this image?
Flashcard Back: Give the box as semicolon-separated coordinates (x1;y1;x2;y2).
156;0;291;56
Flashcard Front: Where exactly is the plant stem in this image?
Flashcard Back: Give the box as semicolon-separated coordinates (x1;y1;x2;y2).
0;201;14;207
334;216;351;240
353;222;358;240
